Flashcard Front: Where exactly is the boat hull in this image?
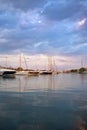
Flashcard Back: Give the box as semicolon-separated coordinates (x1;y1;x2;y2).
3;74;15;78
0;69;16;78
28;71;40;76
16;71;28;75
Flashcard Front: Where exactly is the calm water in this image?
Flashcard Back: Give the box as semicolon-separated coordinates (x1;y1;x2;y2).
0;74;87;130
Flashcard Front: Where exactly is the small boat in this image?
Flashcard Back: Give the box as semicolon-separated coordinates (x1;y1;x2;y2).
28;71;40;76
16;71;28;75
0;69;16;78
40;70;52;75
16;52;29;76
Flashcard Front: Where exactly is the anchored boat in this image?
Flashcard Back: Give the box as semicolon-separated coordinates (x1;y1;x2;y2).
16;71;28;75
28;71;40;76
0;69;16;78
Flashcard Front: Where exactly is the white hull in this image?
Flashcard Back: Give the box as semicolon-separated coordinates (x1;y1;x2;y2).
0;69;16;77
16;71;28;75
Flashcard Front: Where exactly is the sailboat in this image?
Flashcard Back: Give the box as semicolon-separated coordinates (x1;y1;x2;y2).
51;56;59;74
40;56;58;75
16;53;28;75
28;70;40;76
0;56;16;78
0;68;16;78
79;58;87;74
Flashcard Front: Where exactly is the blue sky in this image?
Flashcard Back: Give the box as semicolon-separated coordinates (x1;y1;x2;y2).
0;0;87;69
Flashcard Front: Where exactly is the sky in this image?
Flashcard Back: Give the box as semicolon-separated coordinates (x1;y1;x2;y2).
0;0;87;70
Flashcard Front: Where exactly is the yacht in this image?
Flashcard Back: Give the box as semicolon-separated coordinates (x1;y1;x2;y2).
16;71;28;75
0;69;16;78
40;70;52;75
16;52;28;76
28;70;40;76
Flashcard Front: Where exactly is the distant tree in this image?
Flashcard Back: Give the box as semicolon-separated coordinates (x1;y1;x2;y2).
79;67;86;73
70;69;78;73
16;67;23;71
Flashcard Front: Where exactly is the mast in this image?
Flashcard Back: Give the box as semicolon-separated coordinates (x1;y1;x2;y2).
23;54;28;69
47;55;58;74
19;52;22;68
5;56;8;67
81;58;83;68
48;56;53;71
52;56;57;72
19;51;28;70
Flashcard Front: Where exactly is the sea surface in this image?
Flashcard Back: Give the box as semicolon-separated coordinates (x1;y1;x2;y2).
0;73;87;130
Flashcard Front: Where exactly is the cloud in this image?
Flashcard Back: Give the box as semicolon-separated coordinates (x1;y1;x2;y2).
60;42;87;55
0;10;20;29
19;10;44;29
0;0;46;11
34;42;44;48
77;18;87;26
42;0;85;21
0;0;87;59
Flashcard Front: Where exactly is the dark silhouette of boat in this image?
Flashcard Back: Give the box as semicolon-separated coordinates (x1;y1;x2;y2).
28;71;40;76
40;70;52;75
0;69;16;78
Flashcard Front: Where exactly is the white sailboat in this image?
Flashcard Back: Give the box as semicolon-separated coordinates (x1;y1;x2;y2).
0;56;16;78
16;53;28;76
40;56;58;75
0;68;16;78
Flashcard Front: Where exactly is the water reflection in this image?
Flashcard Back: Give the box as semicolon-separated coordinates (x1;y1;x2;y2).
75;116;86;130
0;74;87;130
